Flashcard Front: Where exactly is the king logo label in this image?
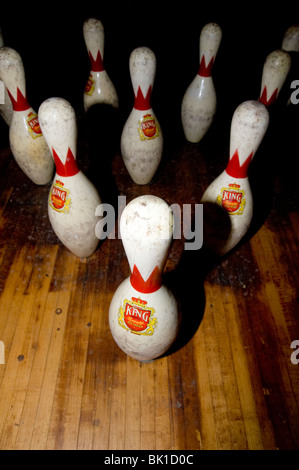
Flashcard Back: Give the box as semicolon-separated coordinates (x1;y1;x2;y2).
49;180;71;213
84;74;95;96
138;114;159;141
26;112;43;139
217;183;246;215
118;297;157;335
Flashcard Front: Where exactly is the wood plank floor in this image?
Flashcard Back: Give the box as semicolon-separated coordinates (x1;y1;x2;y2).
0;101;298;450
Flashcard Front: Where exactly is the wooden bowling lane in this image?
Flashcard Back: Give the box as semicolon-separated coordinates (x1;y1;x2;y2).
0;109;298;450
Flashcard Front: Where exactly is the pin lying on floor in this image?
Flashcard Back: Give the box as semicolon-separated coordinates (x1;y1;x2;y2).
181;23;222;143
83;18;118;111
109;195;180;362
0;47;53;184
120;47;163;185
38;97;102;258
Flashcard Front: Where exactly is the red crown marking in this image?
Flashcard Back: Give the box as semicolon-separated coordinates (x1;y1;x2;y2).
198;55;215;77
88;50;105;72
130;264;162;293
7;87;30;111
226;150;253;179
134;85;152;110
52;148;80;177
258;86;278;107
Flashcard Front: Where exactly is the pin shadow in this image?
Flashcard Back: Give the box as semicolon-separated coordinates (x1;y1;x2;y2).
245;102;298;241
162;202;231;357
82;103;120;210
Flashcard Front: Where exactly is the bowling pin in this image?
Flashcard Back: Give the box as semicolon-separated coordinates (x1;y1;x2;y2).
201;100;269;255
120;47;163;185
38;97;102;258
282;25;299;53
258;49;291;106
181;22;222;143
0;47;54;184
281;26;299;106
0;29;13;126
109;195;179;362
83;18;118;111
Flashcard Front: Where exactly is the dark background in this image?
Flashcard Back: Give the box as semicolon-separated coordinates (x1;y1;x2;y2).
0;1;299;301
0;1;298;156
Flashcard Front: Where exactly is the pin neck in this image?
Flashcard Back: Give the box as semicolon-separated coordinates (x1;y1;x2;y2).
89;50;105;72
130;264;162;293
226;150;253;179
258;86;278;107
198;56;214;77
52;148;80;177
133;85;152;111
7;87;30;111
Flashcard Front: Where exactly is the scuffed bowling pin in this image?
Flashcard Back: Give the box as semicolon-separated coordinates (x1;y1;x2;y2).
120;47;163;185
258;49;291;106
83;18;118;111
0;47;53;184
0;29;13;126
201;101;269;255
282;25;299;53
181;23;222;143
281;26;299;106
109;195;179;362
38;98;102;258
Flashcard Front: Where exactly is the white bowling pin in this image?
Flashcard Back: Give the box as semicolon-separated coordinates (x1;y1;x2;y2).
282;25;299;52
258;49;291;106
120;47;163;185
109;195;179;362
0;29;13;126
0;77;12;125
0;47;54;184
181;23;222;143
281;26;299;106
83;18;118;111
38;97;102;258
201;100;269;255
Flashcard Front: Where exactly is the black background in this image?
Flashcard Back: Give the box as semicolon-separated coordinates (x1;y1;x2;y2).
0;1;298;154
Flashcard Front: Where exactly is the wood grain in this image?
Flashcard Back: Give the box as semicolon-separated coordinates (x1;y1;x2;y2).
0;102;298;450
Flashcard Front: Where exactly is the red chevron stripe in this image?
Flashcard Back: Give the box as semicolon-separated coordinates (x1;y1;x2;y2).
258;86;278;107
7;87;30;111
133;85;152;110
130;264;162;293
226;150;253;179
52;148;80;177
198;56;214;77
89;50;105;72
